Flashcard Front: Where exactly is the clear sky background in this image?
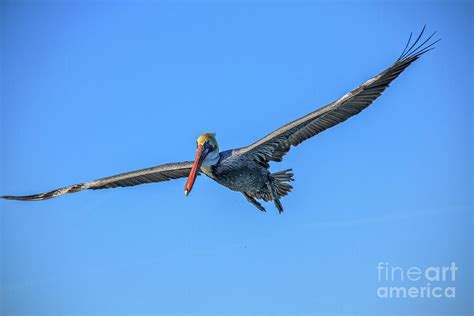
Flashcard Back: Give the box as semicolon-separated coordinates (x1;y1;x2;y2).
1;1;472;315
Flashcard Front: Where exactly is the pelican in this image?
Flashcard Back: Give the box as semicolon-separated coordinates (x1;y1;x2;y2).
1;28;439;213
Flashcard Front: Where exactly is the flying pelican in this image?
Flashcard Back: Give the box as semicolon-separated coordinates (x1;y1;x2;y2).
1;28;439;213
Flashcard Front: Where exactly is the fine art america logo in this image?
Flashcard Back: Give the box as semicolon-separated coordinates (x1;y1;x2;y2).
377;262;457;299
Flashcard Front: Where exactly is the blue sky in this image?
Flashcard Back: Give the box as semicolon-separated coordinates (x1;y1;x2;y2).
1;1;472;315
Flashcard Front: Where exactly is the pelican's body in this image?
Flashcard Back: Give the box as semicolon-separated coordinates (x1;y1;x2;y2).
197;147;292;212
201;150;262;192
215;157;271;191
203;149;270;192
1;28;439;213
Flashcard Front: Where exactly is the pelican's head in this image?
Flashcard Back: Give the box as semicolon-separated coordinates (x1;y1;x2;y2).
184;133;219;196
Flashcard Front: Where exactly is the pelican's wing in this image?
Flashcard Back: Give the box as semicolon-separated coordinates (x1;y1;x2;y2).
236;27;439;166
1;161;195;201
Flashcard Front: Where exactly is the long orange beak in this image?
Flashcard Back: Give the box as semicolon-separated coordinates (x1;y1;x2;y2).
184;144;209;196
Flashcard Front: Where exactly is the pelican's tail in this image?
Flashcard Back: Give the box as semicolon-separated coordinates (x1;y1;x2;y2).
270;169;294;198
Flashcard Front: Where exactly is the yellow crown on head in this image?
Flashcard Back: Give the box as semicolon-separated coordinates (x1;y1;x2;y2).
197;132;217;146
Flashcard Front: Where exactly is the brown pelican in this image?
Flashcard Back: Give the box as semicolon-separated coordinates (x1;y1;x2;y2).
1;28;439;213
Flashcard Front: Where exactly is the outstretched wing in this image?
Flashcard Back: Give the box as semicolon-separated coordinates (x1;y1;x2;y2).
1;161;195;201
236;27;440;166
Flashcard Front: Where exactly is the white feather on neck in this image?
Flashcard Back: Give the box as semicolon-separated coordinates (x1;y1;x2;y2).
203;149;220;166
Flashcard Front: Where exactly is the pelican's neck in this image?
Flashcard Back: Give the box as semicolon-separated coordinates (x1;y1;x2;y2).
201;149;219;178
202;149;220;167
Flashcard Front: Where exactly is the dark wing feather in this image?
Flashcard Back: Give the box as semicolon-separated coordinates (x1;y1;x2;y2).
1;161;195;201
236;27;440;166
